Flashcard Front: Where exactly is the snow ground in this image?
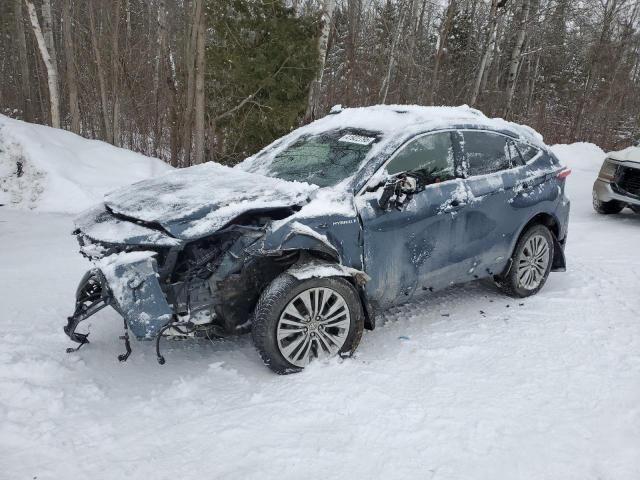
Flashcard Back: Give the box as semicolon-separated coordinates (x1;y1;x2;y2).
1;143;640;479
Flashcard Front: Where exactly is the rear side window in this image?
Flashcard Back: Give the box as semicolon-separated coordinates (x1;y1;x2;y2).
463;131;511;176
515;141;540;163
386;132;455;185
506;141;524;167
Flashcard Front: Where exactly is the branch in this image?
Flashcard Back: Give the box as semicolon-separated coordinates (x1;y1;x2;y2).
214;56;291;122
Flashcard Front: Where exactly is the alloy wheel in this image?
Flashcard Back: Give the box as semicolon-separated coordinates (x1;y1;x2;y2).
276;287;350;367
516;234;551;290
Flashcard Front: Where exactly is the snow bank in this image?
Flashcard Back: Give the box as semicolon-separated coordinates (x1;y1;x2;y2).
550;142;605;174
0;115;172;213
550;142;605;218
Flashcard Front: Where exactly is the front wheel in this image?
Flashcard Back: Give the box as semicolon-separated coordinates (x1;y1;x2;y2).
593;190;624;214
252;273;364;374
495;224;554;298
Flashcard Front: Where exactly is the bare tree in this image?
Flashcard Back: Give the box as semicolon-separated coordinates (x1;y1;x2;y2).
111;0;122;146
62;0;80;133
470;0;507;106
305;0;336;121
182;0;202;166
153;0;169;154
89;0;111;141
14;0;33;122
193;0;206;165
430;0;456;105
379;0;408;104
24;0;60;128
504;0;530;117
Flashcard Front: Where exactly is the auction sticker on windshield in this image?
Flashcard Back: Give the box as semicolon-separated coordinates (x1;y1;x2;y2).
338;134;376;145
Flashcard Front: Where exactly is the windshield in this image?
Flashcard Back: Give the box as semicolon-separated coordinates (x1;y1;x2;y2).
264;129;380;187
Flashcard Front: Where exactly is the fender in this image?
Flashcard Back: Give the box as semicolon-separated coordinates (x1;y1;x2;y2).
249;221;341;262
287;259;370;285
286;259;376;330
504;211;566;275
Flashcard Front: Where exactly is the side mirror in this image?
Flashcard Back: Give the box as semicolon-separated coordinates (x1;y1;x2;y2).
378;175;418;210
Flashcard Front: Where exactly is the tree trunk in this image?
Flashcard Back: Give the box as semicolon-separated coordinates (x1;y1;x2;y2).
470;0;502;106
504;0;530;118
24;0;60;128
379;1;408;104
89;0;111;141
154;0;168;155
182;0;202;166
62;0;80;133
193;0;206;165
304;0;336;122
430;0;456;105
111;0;122;146
15;0;33;122
167;44;180;167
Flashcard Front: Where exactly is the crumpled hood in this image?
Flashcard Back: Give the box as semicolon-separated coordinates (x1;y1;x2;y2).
102;162;317;240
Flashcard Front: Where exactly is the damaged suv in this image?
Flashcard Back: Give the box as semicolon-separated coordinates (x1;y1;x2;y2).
65;105;571;373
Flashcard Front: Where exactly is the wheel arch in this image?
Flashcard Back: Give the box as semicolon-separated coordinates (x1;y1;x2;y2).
509;212;566;273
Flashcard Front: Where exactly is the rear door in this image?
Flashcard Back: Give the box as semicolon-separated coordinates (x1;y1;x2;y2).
449;130;521;280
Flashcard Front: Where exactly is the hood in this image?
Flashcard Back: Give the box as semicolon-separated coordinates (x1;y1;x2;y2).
608;146;640;164
102;162;317;240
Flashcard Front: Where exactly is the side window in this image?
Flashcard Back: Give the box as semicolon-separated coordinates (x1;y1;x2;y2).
506;140;524;167
515;141;540;163
463;131;511;176
386;132;455;185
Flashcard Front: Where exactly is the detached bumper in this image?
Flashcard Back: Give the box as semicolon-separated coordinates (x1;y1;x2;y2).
65;252;173;343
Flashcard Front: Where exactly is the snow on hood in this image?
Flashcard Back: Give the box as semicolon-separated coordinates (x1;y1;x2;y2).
75;204;182;248
607;145;640;164
103;162;317;239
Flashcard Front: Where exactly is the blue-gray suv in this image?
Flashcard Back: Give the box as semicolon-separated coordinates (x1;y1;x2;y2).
65;106;571;373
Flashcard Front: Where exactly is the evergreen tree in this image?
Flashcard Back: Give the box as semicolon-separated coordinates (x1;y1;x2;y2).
206;0;318;164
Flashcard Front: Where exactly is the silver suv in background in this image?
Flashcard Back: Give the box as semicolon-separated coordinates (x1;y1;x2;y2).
593;141;640;214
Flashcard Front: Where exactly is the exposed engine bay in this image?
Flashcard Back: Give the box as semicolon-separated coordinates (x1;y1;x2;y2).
66;202;315;363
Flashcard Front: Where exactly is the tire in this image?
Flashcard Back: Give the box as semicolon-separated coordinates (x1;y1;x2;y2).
252;273;364;374
495;224;555;298
592;190;624;214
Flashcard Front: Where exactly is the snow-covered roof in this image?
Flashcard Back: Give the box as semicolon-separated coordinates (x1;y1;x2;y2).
607;145;640;164
297;104;537;138
239;104;545;177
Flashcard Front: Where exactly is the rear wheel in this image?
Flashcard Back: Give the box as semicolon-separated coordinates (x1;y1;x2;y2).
252;273;364;374
495;224;554;298
593;190;624;214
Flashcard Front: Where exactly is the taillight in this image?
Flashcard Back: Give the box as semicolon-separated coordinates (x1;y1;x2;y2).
557;168;572;179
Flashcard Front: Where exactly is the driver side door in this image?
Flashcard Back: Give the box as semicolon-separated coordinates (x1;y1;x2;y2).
355;131;465;309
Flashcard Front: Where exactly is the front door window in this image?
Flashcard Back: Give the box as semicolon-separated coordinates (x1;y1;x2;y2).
385;132;455;186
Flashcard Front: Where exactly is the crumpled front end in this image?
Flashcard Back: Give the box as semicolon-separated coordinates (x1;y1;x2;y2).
65;252;173;346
